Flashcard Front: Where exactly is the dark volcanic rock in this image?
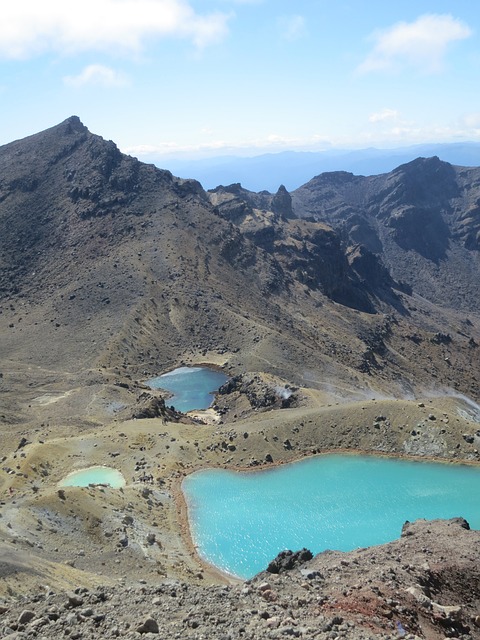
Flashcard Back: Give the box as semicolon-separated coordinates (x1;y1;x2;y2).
218;374;298;411
266;548;313;573
292;156;480;311
271;184;293;219
132;394;180;421
211;186;378;311
0;116;178;299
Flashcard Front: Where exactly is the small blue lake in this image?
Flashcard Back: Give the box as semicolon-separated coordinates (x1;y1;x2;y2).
147;366;229;413
182;454;480;579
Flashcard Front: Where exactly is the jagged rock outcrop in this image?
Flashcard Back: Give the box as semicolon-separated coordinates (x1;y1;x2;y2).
266;548;313;573
209;186;390;311
132;393;181;421
271;184;293;219
218;374;298;411
271;219;375;311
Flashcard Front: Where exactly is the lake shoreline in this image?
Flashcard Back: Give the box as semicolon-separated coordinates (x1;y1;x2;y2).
174;444;480;583
146;365;229;414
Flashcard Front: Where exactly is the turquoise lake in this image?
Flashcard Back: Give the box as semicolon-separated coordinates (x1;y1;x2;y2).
59;466;126;488
147;366;229;413
182;454;480;579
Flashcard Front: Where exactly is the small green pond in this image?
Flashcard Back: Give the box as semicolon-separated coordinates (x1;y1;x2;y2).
59;466;126;488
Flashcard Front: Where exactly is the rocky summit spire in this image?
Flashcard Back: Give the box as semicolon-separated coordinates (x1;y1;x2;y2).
271;184;293;219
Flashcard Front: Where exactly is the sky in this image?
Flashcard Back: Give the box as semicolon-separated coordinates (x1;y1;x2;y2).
1;0;480;160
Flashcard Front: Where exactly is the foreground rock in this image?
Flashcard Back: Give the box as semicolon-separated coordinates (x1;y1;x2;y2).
266;548;313;573
1;519;479;639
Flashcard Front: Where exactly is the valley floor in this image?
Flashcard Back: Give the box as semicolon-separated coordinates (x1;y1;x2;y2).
1;366;480;638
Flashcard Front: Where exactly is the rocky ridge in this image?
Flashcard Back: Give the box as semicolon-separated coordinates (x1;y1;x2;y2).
291;157;480;312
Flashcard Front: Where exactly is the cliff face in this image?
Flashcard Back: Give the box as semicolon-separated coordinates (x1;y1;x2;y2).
209;155;480;314
292;157;480;311
208;184;394;313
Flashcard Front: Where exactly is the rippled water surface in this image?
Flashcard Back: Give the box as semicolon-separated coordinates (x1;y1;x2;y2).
183;454;480;579
147;366;228;413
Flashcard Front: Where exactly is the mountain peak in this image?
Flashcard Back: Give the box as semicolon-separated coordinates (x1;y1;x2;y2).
0;115;91;159
394;154;445;171
61;114;87;133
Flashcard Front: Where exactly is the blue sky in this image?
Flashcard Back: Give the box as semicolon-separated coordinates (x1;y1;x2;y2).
1;0;480;160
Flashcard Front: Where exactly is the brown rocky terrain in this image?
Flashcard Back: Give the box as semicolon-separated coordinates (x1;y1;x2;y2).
1;519;479;639
0;118;479;638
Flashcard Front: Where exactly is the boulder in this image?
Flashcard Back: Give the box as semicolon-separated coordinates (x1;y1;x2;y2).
136;616;159;634
17;610;35;624
266;548;313;574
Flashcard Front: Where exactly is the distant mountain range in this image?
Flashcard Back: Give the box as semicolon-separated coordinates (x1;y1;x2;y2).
156;142;480;192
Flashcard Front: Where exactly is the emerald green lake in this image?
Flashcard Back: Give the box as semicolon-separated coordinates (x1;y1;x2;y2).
182;454;480;579
147;366;228;413
59;466;126;488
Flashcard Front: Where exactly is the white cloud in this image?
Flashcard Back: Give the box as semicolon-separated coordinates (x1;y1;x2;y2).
64;64;129;88
358;14;472;74
369;108;399;123
277;15;306;42
0;0;230;59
